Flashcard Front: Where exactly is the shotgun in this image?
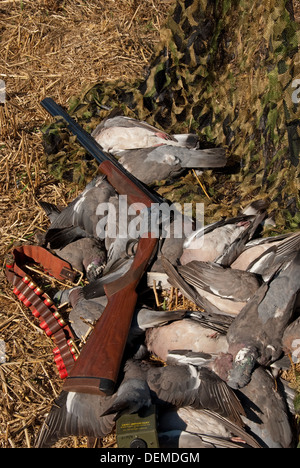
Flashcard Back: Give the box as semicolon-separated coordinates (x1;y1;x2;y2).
41;98;162;396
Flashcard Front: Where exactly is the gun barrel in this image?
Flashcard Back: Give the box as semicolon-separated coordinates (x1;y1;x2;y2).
40;97;162;204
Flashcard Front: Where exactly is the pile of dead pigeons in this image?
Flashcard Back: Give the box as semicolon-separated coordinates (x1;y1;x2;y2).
34;113;300;448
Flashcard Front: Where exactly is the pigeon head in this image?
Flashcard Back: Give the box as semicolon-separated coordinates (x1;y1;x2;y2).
227;346;259;389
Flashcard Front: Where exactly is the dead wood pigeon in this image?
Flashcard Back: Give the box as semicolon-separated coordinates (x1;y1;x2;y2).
40;175;117;249
230;233;292;270
102;359;245;428
100;359;152;419
145;319;229;363
282;316;300;364
176;260;262;317
157;407;261;448
146;362;245;426
65;287;107;339
226;251;300;389
147;203;196;271
80;256;136;301
34;359;152;448
232;231;300;282
115;146;226;185
102;193;146;274
34;390;115;448
180;200;269;266
91;114;197;153
236;367;295;448
164;352;295;447
102;189;195;274
160;255;261;318
54;237;107;282
91;114;226;184
177;261;262;302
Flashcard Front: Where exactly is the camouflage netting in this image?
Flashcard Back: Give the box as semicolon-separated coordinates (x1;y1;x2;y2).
42;0;300;232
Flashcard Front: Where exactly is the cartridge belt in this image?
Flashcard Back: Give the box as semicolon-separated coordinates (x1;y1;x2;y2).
5;244;80;379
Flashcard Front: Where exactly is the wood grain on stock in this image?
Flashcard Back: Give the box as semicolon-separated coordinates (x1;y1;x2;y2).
63;163;159;395
63;235;158;395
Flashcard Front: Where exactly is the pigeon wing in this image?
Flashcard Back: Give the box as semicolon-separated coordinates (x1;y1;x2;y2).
35;391;115;448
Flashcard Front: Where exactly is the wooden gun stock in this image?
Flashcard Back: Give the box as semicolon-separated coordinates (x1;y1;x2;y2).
63;162;158;395
63;234;157;395
40;98;161;395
